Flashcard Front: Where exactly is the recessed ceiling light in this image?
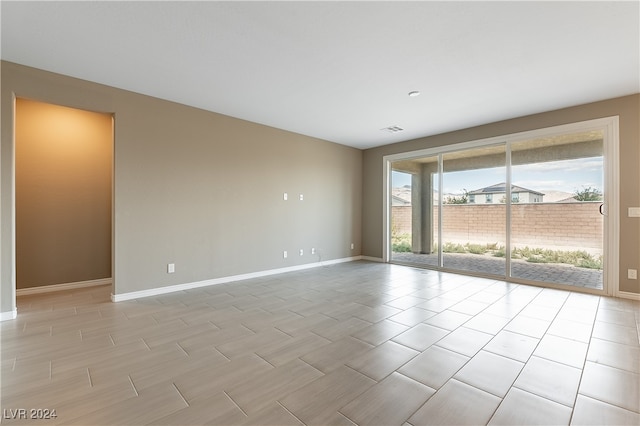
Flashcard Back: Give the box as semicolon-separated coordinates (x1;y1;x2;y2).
408;91;421;97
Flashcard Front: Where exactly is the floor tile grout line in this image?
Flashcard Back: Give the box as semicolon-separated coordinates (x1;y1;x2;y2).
510;383;577;410
239;323;257;335
172;383;190;407
209;346;231;362
175;342;190;358
334;410;358;426
275;400;308;425
128;375;139;396
579;358;640;375
296;356;327;375
141;338;151;351
274;326;296;338
253;352;277;368
223;390;248;417
574;392;640;416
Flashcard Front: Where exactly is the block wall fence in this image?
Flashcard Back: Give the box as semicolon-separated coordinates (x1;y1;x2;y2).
392;202;603;254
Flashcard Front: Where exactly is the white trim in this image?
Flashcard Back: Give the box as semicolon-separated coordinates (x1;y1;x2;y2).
383;117;620;163
0;309;17;321
616;291;640;301
16;278;111;296
361;256;384;262
605;117;620;298
111;257;362;302
382;159;391;263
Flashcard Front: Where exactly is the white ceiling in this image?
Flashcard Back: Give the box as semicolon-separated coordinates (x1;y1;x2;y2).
1;1;638;149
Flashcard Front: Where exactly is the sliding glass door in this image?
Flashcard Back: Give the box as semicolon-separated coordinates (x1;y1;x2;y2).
509;131;604;289
387;119;615;293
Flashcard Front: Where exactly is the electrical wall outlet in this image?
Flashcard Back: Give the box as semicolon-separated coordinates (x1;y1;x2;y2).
283;251;288;259
299;249;304;256
311;248;316;255
299;194;304;201
628;269;637;280
350;243;355;250
283;192;288;201
167;263;175;274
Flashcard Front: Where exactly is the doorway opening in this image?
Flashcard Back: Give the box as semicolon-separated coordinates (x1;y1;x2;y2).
15;98;113;300
385;117;619;296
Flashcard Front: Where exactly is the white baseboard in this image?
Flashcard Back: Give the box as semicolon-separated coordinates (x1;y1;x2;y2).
0;309;17;321
16;278;112;296
112;256;362;303
361;256;384;262
616;290;640;301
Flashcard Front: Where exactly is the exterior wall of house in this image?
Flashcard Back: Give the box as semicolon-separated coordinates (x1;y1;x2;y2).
468;191;542;204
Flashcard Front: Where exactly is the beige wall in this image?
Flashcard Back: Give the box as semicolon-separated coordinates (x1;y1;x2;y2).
1;60;637;316
364;95;640;294
15;98;112;288
1;61;362;313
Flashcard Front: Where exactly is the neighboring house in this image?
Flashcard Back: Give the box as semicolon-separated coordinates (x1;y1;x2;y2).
392;194;411;206
468;183;544;204
392;186;412;206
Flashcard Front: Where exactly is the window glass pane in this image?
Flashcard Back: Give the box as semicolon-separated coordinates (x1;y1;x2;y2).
510;131;604;289
442;145;506;276
390;157;439;267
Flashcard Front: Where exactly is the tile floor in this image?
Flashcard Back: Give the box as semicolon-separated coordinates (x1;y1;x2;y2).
1;261;639;425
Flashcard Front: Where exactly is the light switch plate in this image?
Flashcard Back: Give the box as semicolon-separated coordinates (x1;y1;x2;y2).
628;207;640;217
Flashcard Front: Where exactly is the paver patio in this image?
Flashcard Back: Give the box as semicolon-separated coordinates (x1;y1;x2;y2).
391;252;603;290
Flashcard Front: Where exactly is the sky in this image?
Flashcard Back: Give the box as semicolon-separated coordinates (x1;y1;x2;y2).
392;156;603;196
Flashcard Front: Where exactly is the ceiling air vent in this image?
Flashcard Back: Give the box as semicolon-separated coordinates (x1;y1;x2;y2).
381;126;404;133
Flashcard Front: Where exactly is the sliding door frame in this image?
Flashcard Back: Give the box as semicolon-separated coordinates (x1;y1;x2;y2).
383;116;619;297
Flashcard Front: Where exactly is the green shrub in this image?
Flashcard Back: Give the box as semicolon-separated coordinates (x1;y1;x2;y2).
443;242;466;253
578;257;603;270
391;232;412;253
392;241;413;253
512;246;602;270
400;240;602;270
466;244;487;255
